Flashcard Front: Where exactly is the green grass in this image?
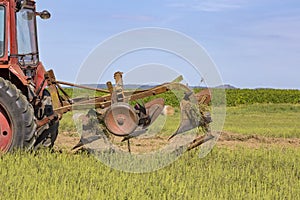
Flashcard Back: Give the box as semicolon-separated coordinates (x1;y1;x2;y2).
60;103;300;138
1;103;300;199
225;89;300;106
63;87;300;107
0;147;299;200
59;88;300;138
224;104;300;138
4;87;300;199
58;112;77;133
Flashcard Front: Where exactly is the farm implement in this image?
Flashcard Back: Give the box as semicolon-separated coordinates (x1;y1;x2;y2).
0;0;213;153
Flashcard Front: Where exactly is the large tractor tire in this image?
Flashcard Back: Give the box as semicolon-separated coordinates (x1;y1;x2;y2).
33;89;59;149
0;77;36;152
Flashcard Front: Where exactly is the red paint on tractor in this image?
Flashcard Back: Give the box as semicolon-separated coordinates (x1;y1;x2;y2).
0;104;12;152
34;63;47;95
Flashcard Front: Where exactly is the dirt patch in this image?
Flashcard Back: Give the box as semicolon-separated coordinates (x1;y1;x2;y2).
55;132;80;151
218;132;300;149
55;131;300;152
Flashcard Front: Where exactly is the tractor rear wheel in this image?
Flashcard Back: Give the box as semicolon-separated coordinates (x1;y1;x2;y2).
0;78;36;152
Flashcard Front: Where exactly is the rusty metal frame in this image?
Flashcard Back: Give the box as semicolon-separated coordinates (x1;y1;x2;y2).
46;70;174;115
43;69;213;151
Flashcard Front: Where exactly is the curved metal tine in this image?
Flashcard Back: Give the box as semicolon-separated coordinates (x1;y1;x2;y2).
168;98;200;140
187;133;215;151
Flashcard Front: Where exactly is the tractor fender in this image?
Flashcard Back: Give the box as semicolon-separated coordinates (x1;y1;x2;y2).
8;65;28;86
7;63;48;97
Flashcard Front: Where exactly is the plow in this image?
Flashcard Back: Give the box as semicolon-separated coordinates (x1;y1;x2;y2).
0;0;213;153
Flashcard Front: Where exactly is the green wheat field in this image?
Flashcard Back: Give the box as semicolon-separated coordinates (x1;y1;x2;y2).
0;89;300;199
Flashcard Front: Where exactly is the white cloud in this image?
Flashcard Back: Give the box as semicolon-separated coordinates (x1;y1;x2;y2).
167;0;246;12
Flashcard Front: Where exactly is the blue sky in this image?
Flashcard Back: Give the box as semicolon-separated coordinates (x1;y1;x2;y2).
36;0;300;89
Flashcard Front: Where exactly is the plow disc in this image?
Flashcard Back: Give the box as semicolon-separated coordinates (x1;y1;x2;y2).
104;103;139;136
103;98;166;137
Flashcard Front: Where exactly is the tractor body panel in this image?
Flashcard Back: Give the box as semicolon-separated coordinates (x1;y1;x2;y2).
0;0;212;153
0;0;44;87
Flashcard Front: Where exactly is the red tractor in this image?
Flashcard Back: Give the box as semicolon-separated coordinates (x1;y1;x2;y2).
0;0;212;153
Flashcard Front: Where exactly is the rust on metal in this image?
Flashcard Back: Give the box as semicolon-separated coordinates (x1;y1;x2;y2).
195;89;211;105
143;98;165;127
104;103;139;136
56;80;110;93
36;113;59;128
46;70;62;110
187;134;215;151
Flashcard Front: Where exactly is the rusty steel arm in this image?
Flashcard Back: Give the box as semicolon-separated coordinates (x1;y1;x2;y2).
46;70;63;110
53;83;171;114
45;69;110;114
46;70;186;115
56;80;110;94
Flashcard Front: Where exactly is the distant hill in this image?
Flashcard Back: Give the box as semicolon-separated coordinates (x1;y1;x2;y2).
215;84;237;89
